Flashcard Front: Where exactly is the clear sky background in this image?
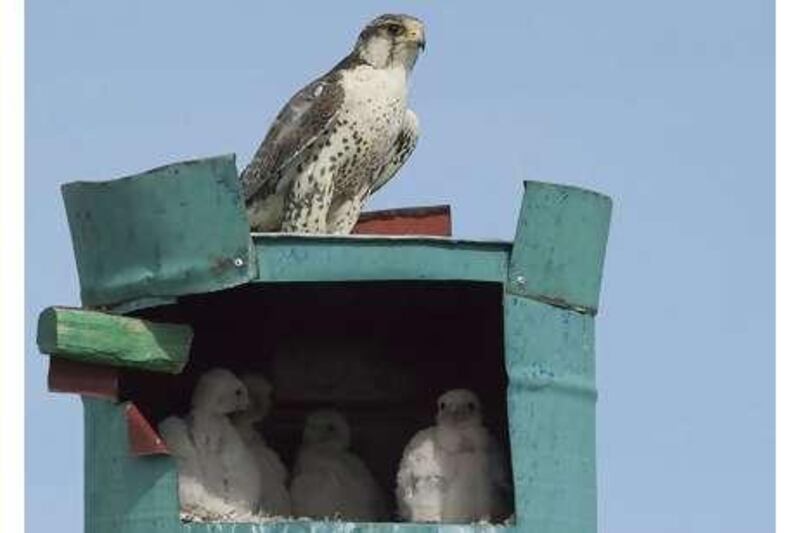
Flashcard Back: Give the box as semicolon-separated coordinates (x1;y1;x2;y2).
25;1;774;532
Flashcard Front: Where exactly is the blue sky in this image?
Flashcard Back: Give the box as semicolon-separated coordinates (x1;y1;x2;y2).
26;1;774;532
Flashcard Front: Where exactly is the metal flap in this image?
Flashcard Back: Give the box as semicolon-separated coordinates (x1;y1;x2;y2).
61;154;257;310
508;181;612;315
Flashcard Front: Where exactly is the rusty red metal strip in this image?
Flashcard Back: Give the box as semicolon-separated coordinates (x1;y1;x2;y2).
125;402;170;456
353;205;452;236
48;357;119;400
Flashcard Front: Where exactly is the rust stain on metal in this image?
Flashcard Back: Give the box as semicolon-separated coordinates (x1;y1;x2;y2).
353;205;452;236
209;255;236;276
48;357;119;400
125;402;170;456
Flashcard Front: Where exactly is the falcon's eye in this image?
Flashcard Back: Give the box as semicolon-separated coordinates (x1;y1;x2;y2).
385;23;404;36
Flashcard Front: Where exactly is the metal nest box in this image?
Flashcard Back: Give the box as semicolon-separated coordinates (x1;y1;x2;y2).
37;154;612;533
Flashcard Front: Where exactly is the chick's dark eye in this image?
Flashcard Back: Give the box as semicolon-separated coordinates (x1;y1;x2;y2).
467;402;475;411
386;23;404;36
439;402;446;410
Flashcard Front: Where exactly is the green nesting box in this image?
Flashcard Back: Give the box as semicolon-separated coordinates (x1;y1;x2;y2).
42;156;612;533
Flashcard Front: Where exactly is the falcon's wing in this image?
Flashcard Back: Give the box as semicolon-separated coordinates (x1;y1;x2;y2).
241;72;345;202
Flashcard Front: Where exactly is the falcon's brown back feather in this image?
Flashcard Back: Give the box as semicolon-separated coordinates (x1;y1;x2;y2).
241;70;346;202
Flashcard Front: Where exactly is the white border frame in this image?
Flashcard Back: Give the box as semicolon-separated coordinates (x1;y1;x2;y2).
0;0;25;530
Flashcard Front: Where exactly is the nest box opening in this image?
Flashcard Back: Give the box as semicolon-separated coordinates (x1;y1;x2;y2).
117;280;516;524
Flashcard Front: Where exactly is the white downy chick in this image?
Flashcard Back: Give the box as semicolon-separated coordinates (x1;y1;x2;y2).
290;409;386;521
188;367;261;518
396;389;511;523
232;373;291;517
158;415;230;519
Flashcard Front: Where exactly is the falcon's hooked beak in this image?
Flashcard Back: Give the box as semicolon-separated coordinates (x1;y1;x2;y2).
406;22;426;51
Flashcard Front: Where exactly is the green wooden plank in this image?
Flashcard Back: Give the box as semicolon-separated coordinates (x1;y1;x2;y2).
508;181;612;314
37;307;192;373
61;154;257;309
254;235;510;284
84;399;181;533
504;295;596;533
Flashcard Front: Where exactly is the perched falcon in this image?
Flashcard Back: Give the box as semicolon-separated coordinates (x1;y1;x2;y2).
396;389;512;523
241;14;425;234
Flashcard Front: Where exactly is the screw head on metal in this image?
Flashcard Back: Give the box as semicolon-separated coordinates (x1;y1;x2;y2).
233;257;244;268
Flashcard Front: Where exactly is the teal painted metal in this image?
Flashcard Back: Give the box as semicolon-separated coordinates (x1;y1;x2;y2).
504;296;596;533
253;235;510;283
508;181;612;314
75;180;612;533
62;154;257;309
499;180;611;533
84;398;180;533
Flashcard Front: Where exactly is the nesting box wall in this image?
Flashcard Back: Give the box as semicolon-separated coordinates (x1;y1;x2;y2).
45;172;612;533
84;398;179;533
503;182;611;533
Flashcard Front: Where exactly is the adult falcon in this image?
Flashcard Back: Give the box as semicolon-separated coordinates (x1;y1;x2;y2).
241;14;425;234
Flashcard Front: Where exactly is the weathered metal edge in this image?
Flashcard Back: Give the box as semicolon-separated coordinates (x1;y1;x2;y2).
251;233;512;247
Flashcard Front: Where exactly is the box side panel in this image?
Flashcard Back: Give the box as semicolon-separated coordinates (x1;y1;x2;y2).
84;398;181;533
504;295;596;533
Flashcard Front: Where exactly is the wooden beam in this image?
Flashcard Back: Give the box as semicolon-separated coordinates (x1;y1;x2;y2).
37;307;192;374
